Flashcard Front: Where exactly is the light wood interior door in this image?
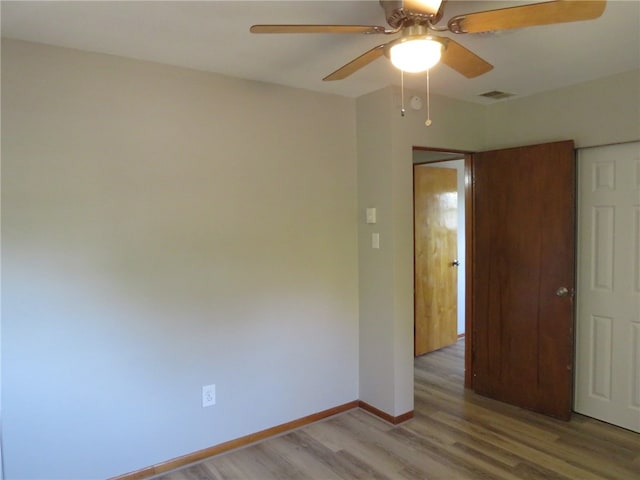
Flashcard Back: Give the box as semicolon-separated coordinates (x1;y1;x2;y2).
414;165;458;356
574;141;640;432
473;140;575;420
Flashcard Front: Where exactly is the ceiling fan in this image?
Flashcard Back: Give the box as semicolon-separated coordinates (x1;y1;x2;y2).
250;0;606;81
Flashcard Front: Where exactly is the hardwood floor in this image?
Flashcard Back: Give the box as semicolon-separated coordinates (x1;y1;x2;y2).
157;340;640;479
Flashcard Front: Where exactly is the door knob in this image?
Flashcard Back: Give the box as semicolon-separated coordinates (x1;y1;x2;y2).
556;287;574;297
451;260;460;267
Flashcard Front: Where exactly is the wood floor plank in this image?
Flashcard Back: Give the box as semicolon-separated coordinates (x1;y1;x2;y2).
406;413;522;469
162;462;217;480
431;410;609;480
258;434;343;480
155;339;640;480
386;426;521;480
205;455;254;480
304;417;424;478
328;411;461;479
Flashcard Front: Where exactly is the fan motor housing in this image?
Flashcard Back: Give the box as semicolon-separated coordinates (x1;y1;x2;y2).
380;0;444;28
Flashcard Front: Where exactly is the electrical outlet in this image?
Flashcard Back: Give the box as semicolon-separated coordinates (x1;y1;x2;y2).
202;384;216;407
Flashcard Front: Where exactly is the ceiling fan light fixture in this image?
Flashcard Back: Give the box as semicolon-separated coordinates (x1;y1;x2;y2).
389;36;443;73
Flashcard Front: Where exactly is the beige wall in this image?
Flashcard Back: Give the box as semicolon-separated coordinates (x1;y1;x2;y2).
485;70;640;149
4;34;639;479
357;87;486;416
390;89;487;415
2;39;359;479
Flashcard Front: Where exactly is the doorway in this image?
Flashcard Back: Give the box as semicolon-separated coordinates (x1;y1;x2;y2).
413;149;467;360
413;141;576;421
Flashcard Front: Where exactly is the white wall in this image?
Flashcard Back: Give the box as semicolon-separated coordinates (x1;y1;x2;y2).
1;39;359;479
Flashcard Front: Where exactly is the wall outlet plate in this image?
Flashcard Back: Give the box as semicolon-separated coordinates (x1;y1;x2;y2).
202;384;216;407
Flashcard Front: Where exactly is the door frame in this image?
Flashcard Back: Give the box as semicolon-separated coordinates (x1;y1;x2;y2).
463;154;474;389
413;147;475;388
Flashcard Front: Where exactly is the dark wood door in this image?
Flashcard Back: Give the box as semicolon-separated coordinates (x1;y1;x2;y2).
414;165;458;355
472;140;576;420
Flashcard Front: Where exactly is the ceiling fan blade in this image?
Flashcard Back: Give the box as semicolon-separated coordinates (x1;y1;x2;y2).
448;0;606;34
250;24;387;34
440;38;493;78
323;44;386;81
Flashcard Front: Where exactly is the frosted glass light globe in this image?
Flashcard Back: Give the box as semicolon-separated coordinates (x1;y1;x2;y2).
390;38;443;73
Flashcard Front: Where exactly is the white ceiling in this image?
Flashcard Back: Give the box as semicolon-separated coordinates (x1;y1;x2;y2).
2;1;639;104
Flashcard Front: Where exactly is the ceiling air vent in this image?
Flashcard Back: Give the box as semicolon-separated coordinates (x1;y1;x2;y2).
478;90;515;100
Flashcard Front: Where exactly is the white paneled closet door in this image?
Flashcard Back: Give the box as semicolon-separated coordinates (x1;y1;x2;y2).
575;141;640;432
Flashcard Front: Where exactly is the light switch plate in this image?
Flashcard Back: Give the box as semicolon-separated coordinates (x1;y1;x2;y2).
366;208;377;224
372;233;380;249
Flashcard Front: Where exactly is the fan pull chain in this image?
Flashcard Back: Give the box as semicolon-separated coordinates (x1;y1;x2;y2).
425;68;432;127
400;70;406;117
